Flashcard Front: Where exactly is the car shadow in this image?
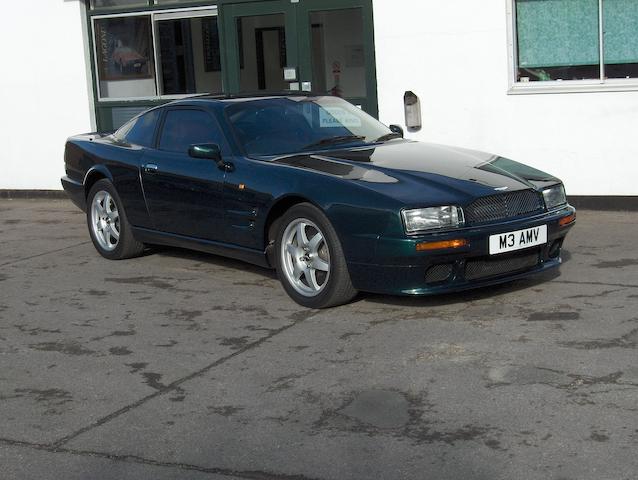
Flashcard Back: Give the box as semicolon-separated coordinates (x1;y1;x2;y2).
561;248;572;263
358;269;562;308
147;245;570;309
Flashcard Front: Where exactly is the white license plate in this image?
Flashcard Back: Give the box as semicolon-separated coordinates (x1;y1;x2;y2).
489;225;547;255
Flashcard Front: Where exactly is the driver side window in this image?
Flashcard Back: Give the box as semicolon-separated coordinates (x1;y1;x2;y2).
158;109;223;154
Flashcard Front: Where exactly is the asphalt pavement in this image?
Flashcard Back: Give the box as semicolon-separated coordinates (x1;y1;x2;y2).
1;199;637;480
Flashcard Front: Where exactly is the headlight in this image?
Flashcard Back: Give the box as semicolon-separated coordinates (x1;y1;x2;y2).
401;206;464;234
542;184;567;210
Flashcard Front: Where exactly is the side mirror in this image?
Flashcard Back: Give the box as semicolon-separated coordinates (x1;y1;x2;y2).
188;143;221;161
389;124;404;138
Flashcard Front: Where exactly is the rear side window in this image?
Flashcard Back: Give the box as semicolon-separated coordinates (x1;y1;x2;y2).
124;109;160;147
158;109;223;154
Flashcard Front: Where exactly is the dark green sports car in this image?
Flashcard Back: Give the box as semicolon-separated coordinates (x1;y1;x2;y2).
62;93;576;308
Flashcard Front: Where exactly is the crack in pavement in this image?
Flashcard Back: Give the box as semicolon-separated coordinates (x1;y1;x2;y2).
0;437;323;480
553;279;638;289
0;241;90;267
49;309;320;449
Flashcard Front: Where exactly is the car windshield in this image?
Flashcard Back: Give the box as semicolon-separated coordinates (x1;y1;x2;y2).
225;96;394;156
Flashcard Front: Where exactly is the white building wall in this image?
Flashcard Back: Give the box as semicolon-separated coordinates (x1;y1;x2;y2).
1;0;636;196
373;0;638;196
0;0;93;190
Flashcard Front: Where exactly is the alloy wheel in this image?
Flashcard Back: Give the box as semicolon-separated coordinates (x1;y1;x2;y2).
280;218;331;297
91;190;120;251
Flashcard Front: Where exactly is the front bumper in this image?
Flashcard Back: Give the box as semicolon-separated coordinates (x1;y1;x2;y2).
347;205;576;296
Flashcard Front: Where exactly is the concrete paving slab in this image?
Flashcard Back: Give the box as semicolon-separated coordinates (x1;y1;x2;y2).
62;280;638;480
1;200;637;480
1;202;309;445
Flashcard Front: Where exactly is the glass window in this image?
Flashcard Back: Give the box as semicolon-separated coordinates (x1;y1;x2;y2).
236;14;288;93
514;0;638;83
123;109;160;147
113;117;137;141
226;96;391;156
309;9;367;98
94;16;157;98
156;16;223;95
113;108;159;143
91;0;149;8
159;109;223;153
516;0;599;82
110;106;149;130
603;0;638;79
93;11;222;101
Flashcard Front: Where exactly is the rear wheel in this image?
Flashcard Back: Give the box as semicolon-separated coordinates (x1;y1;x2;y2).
87;179;144;260
275;203;357;308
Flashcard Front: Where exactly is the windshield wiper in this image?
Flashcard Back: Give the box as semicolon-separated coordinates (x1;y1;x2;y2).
374;132;403;143
302;135;366;151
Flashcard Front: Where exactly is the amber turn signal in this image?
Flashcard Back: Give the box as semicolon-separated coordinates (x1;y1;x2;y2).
416;239;468;251
559;213;576;227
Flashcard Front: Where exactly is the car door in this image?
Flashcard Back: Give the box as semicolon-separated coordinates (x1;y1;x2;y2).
140;107;228;241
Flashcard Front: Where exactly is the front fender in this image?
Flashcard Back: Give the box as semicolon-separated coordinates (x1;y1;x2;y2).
224;157;402;264
270;169;401;264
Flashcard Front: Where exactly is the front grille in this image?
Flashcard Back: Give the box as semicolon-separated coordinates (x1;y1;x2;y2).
465;190;544;225
465;250;540;281
425;263;454;284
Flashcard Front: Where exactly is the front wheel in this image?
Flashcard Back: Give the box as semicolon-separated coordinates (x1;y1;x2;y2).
275;203;357;308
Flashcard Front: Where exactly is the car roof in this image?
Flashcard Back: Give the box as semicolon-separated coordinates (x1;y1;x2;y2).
121;92;328;128
194;91;320;101
166;92;327;108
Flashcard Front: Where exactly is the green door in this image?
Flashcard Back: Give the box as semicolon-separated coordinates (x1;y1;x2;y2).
296;0;378;117
221;0;378;117
221;1;298;95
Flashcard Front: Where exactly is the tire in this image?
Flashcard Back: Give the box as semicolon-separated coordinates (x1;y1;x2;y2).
86;179;144;260
275;203;357;308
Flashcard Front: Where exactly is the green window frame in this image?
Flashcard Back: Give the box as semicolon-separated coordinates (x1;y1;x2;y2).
86;0;378;131
87;2;225;131
89;1;211;11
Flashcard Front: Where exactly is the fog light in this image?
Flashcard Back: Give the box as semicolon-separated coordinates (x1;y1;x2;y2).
416;239;468;251
559;213;576;227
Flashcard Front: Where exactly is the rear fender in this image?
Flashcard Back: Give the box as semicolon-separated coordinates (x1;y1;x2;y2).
83;165;114;193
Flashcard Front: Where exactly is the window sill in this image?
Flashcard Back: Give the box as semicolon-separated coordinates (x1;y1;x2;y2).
508;80;638;95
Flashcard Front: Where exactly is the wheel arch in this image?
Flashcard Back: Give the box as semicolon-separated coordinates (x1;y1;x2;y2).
263;195;324;266
83;166;114;199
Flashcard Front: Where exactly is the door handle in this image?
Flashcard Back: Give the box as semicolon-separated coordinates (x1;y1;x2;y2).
143;163;158;174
